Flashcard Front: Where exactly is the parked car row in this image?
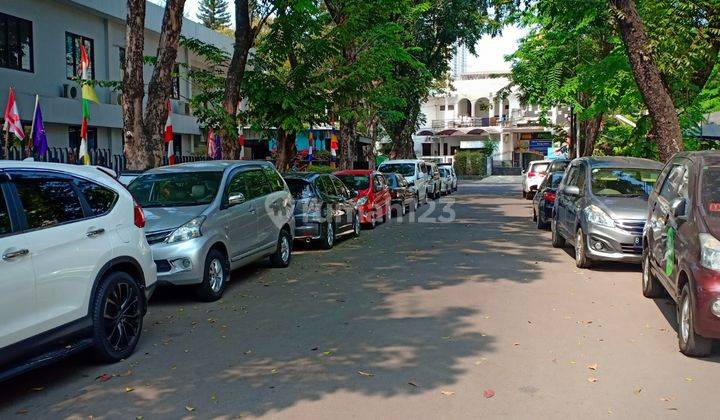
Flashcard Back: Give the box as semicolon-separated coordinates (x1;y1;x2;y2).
0;157;457;380
529;152;720;357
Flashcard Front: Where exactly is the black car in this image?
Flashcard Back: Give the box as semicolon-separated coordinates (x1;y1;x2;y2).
284;173;361;249
532;171;564;229
385;172;417;215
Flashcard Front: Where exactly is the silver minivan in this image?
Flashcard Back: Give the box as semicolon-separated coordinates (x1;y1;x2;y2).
378;159;429;205
128;161;295;301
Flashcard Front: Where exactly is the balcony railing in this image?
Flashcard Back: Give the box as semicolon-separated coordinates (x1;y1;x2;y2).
430;116;502;130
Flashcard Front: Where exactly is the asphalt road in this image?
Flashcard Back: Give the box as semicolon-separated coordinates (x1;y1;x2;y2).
2;179;720;419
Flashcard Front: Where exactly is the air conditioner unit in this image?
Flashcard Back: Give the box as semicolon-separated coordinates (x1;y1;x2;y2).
62;84;80;99
177;100;190;115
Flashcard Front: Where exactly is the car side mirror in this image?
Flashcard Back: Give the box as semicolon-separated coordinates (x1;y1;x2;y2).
564;185;580;196
671;197;687;219
228;193;246;207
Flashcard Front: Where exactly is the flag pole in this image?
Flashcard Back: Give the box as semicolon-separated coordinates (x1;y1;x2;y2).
28;95;39;157
2;129;8;160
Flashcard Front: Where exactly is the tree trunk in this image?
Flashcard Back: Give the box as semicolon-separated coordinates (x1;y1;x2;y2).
581;114;603;157
122;0;148;170
389;101;419;159
610;0;682;162
275;129;296;172
338;120;355;169
220;0;254;160
123;0;185;170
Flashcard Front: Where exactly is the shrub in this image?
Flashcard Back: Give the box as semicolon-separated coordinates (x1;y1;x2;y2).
454;151;487;176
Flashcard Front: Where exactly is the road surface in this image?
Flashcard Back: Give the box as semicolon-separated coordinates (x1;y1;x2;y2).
1;180;719;419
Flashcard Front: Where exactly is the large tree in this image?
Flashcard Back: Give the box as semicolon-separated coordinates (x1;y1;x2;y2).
197;0;232;30
122;0;186;170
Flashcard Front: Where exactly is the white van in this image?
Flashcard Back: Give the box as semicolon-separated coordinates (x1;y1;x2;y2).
378;159;429;205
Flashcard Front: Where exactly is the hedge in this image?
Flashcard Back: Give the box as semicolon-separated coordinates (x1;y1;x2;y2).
454;151;487;176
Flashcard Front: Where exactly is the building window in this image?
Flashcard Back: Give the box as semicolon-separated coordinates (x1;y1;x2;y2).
422;143;432;156
440;105;446;111
119;46;125;79
0;12;33;72
172;63;180;99
65;32;94;79
447;105;454;111
69;125;97;151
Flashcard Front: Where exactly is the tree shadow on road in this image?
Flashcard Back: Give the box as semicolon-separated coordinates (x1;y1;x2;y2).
0;182;557;418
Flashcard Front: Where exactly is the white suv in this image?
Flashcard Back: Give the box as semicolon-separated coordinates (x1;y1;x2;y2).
522;160;552;199
0;161;156;381
378;159;430;205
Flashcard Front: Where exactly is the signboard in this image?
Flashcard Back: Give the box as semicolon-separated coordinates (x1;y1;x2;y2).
529;140;552;151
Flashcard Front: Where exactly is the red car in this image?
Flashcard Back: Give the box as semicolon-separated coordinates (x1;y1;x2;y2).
334;170;391;229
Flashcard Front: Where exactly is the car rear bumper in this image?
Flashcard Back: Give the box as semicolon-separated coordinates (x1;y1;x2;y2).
294;220;322;240
691;265;720;338
584;224;643;264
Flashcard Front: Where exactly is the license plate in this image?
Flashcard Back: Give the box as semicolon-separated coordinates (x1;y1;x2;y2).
634;236;642;247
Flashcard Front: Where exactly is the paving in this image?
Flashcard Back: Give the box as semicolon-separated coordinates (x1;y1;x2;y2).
1;180;719;419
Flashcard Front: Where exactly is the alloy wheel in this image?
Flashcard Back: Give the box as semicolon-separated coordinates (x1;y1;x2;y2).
576;230;584;264
280;235;290;263
208;258;224;293
681;296;691;344
102;281;141;352
327;223;334;246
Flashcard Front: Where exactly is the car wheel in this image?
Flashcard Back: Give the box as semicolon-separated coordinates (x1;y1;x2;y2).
319;222;335;249
551;219;566;248
401;201;407;216
352;213;361;237
642;247;665;298
91;271;144;362
678;284;713;357
195;249;229;302
413;196;419;211
532;209;537;222
270;229;292;267
423;191;428;205
522;191;528;199
537;212;549;229
575;228;592;268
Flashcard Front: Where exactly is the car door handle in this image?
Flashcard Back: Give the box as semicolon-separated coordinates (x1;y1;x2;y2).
2;248;29;261
86;228;106;237
249;208;256;214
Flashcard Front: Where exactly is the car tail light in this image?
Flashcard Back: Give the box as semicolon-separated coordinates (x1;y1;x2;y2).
543;191;556;203
528;171;536;178
133;201;146;228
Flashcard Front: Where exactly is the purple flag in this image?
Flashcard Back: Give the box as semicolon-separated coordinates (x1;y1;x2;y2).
31;96;48;156
214;134;223;160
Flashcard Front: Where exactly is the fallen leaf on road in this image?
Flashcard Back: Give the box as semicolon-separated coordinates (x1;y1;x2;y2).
322;351;333;356
587;377;598;383
513;342;520;347
668;408;678;411
633;388;642;395
685;377;693;382
660;396;676;402
15;409;28;415
117;370;133;377
125;387;135;393
483;389;495;398
185;406;195;412
357;370;374;377
587;363;598;371
408;381;418;387
96;374;112;382
244;350;252;355
271;368;278;374
441;390;455;396
31;387;44;392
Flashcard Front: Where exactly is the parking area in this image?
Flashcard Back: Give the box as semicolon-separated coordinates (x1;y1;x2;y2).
1;179;719;418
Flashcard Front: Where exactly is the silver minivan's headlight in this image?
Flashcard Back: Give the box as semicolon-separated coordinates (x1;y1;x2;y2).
700;233;720;271
583;205;615;228
166;216;205;244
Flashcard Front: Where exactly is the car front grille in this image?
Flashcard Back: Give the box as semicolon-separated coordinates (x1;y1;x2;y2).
615;219;645;235
155;260;172;273
620;244;643;255
146;229;173;245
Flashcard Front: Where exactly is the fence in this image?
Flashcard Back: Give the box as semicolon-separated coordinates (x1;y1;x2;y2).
2;147;210;174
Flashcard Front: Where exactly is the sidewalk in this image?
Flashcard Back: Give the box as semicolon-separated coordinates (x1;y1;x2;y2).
477;175;522;184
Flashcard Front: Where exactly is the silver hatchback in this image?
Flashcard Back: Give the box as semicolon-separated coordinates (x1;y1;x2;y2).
128;161;295;301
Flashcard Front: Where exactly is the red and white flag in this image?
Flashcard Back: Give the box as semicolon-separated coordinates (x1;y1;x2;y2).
3;87;24;140
163;100;175;165
238;133;245;160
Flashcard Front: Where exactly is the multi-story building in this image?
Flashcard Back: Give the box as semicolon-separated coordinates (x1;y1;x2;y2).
413;70;571;172
0;0;233;161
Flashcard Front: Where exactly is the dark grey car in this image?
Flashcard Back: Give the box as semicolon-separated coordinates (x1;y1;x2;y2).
551;156;663;268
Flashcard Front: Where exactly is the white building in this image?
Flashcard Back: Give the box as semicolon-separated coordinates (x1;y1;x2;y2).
413;70;571;172
0;0;233;163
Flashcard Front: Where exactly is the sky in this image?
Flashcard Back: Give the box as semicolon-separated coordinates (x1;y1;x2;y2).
466;26;527;72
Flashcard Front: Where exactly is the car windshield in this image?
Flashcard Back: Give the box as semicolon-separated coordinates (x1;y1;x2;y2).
129;171;222;207
546;172;564;189
379;163;414;177
530;163;549;174
286;179;315;199
701;166;720;221
336;175;370;190
590;167;659;197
